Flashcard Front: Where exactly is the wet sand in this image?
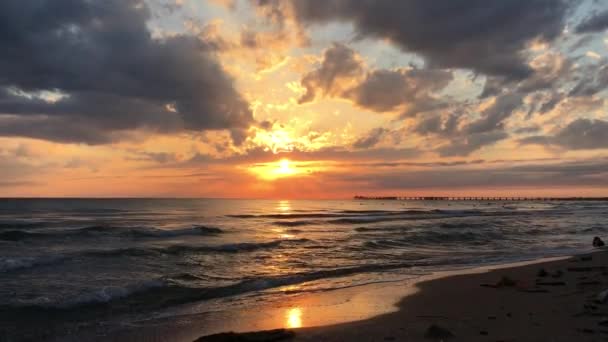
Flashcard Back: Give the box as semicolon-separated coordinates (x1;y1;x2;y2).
197;250;608;342
55;250;608;341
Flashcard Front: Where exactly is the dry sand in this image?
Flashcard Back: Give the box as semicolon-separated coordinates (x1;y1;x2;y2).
198;249;608;342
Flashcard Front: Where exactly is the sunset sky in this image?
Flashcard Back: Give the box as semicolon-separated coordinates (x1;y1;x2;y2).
1;0;608;198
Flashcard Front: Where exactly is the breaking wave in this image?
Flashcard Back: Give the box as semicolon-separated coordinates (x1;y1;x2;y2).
0;225;224;241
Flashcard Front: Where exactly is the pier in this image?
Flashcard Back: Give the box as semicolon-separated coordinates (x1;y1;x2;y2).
354;196;608;201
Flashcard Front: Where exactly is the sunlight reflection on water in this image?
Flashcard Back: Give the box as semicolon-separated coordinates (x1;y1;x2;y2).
277;200;291;212
286;307;302;328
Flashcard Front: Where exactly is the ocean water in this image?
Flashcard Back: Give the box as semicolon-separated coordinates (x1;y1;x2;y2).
0;198;606;339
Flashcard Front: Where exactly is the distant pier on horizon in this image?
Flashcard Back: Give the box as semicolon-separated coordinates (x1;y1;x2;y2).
354;195;608;202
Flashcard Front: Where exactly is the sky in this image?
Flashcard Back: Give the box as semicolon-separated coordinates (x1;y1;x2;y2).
1;0;608;199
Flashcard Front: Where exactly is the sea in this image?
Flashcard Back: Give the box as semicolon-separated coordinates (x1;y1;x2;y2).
0;198;606;340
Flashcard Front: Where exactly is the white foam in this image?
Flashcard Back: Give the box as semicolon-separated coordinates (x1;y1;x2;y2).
0;255;64;273
59;279;167;308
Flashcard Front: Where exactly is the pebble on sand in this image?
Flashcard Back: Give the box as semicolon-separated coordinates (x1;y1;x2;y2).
593;237;605;247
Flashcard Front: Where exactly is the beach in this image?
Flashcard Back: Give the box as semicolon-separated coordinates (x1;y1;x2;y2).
4;0;608;340
1;199;607;341
196;249;608;342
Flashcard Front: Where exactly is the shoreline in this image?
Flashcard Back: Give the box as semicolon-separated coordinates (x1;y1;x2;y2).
64;250;605;342
291;249;608;342
192;249;608;342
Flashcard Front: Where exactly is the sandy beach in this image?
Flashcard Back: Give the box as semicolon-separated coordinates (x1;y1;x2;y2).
196;249;608;342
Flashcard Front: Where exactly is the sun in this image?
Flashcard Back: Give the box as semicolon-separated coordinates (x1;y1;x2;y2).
248;158;323;181
247;158;298;180
278;159;293;175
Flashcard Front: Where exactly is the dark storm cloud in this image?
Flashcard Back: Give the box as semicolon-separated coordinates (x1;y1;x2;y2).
576;9;608;33
257;0;570;79
521;119;608;150
0;0;254;144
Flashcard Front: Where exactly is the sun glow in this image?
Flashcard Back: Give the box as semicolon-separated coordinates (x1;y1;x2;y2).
286;307;303;328
278;159;293;175
248;158;308;180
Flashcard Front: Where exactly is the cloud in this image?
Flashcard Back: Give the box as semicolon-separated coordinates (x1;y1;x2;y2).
332;158;608;190
465;92;524;134
0;0;254;145
298;43;452;114
514;125;541;134
520;118;608;150
298;43;364;103
345;68;452;114
128;151;180;164
352;127;388;149
0;152;49;184
433;129;509;158
576;9;608;33
0;181;41;188
177;145;422;168
257;0;570;79
412;93;524;157
414;113;460;137
567;62;608;97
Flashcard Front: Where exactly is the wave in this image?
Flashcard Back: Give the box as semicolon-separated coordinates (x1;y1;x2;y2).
0;225;224;241
0;222;46;230
438;222;488;229
328;215;427;225
228;210;431;220
10;278;168;310
338;210;401;214
354;226;400;233
126;225;224;238
0;230;43;241
84;239;310;258
330;209;534;225
433;209;484;215
272;220;318;227
7;262;413;313
229;213;350;219
360;229;503;250
60;279;168;308
1;238;309;274
0;255;65;273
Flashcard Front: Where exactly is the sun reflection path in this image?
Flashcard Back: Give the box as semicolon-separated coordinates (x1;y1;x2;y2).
286;307;303;328
277;200;291;212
